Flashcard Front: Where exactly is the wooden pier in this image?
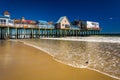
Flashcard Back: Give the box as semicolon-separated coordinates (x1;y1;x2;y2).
0;25;101;39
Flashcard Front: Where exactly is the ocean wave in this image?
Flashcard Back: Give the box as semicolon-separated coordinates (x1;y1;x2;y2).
13;39;120;80
40;37;120;43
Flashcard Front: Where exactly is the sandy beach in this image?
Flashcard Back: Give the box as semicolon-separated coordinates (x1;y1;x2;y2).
0;40;118;80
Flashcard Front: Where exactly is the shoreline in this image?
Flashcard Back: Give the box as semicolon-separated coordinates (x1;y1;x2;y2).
40;36;120;43
14;39;120;80
54;58;120;80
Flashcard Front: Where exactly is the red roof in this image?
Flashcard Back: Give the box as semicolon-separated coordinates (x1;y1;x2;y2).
14;19;36;24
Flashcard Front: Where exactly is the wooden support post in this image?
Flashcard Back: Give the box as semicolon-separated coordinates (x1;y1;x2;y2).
32;28;34;39
79;30;80;36
50;29;52;37
65;30;67;37
45;29;46;37
65;29;67;37
41;29;43;37
39;28;40;38
7;27;9;39
23;28;25;39
72;29;73;36
15;28;17;39
86;30;88;36
1;28;3;39
34;29;36;38
0;28;1;39
55;29;57;37
69;30;70;36
47;29;49;37
76;30;77;37
56;29;58;37
60;29;61;37
20;29;22;39
17;28;18;39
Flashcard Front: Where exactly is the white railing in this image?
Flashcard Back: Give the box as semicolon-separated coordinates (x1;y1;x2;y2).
0;24;14;27
0;24;38;28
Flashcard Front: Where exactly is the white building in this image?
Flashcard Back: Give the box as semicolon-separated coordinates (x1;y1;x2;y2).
55;16;71;29
0;11;13;26
86;21;99;29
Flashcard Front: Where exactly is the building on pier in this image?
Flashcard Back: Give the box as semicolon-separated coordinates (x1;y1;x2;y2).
0;11;101;31
0;10;102;39
37;20;54;29
0;11;13;26
73;20;100;30
14;17;37;28
55;16;71;29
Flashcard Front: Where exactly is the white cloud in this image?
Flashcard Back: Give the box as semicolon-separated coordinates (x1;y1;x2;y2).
109;17;113;20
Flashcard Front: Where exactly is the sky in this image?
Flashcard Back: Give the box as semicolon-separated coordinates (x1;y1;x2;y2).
0;0;120;32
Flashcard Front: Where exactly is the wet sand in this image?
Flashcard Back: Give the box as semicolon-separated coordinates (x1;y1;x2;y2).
0;40;118;80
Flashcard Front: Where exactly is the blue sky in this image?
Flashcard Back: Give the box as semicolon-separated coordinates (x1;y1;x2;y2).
0;0;120;32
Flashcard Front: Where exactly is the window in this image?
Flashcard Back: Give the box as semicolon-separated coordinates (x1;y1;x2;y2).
4;20;6;23
1;19;3;22
62;24;64;26
65;25;70;28
0;19;6;24
9;20;11;23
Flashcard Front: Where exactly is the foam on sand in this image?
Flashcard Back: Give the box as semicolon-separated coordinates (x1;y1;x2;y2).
11;39;120;80
40;37;120;43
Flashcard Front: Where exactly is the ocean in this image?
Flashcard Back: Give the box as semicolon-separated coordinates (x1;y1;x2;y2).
21;36;120;80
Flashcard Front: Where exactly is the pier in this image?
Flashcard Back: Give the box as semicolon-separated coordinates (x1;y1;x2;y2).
0;11;103;40
0;25;100;39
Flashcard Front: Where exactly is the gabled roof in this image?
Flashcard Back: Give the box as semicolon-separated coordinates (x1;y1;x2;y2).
57;16;65;23
0;15;9;19
56;16;71;25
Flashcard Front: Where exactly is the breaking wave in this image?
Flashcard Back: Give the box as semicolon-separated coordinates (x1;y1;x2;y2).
14;37;120;80
41;37;120;43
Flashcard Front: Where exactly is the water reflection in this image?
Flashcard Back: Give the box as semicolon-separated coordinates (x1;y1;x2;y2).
23;39;120;78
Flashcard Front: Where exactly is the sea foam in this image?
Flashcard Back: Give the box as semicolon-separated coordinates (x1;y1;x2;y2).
11;37;120;80
40;37;120;43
